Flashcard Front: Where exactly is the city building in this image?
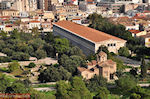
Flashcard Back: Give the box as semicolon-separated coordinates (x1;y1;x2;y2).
78;51;117;81
129;29;147;37
79;0;96;14
0;9;19;17
29;20;41;29
140;34;150;47
53;21;126;55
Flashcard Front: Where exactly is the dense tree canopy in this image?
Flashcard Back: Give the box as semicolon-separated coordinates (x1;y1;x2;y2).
56;76;92;99
59;54;86;75
116;75;137;94
38;65;71;83
86;75;107;92
118;47;130;57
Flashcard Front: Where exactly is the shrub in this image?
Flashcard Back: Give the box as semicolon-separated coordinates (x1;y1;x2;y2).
118;47;130;57
8;62;21;73
28;62;36;68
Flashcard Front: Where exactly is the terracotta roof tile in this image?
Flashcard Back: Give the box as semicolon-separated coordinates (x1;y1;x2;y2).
30;20;40;23
53;21;126;43
106;59;116;65
143;10;150;13
129;30;141;34
98;51;106;56
140;34;150;38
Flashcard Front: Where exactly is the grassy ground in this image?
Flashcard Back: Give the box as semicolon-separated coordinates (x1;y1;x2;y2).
4;74;17;82
33;84;56;88
0;67;9;72
41;91;56;99
108;94;120;99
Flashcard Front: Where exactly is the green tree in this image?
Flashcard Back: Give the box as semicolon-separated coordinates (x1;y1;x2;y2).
42;32;54;43
0;74;11;93
54;38;70;54
68;46;85;57
31;27;39;37
11;52;30;61
97;45;109;55
8;61;21;72
10;29;20;39
86;75;107;92
110;57;125;71
35;49;47;59
69;77;92;99
38;66;71;83
118;47;130;57
93;87;110;99
10;82;28;93
60;55;84;75
130;86;150;98
28;62;36;68
116;75;137;94
56;80;71;99
130;67;138;77
28;38;46;51
141;57;147;78
0;30;7;39
56;77;92;99
130;93;141;99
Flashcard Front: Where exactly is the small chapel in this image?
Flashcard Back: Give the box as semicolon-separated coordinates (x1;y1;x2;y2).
78;51;117;81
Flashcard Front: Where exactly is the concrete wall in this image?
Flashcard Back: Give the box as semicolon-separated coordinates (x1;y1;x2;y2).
53;25;95;55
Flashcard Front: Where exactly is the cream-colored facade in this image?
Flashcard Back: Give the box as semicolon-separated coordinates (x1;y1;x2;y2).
130;30;147;37
0;9;19;17
141;34;150;47
145;37;150;47
11;0;37;12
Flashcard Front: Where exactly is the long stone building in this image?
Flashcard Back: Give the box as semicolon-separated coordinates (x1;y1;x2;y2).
53;21;126;55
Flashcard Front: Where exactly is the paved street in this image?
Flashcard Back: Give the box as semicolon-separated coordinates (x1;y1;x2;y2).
115;56;141;67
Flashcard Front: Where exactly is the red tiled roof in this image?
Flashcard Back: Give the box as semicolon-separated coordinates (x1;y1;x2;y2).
77;67;94;73
64;3;77;6
129;30;141;34
0;16;11;18
143;10;150;13
140;34;150;38
5;25;12;27
72;19;81;20
87;60;97;66
53;21;126;43
106;59;116;65
30;20;40;23
86;0;93;2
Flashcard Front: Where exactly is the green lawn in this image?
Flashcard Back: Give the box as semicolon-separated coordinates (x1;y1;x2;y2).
5;75;17;82
41;91;56;99
0;67;9;72
33;84;56;88
108;94;121;99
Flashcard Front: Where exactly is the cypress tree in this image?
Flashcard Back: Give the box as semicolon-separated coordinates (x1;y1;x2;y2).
141;57;147;78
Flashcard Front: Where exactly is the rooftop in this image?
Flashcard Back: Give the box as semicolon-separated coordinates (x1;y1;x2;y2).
30;20;40;23
140;34;150;38
129;30;141;34
53;21;126;43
